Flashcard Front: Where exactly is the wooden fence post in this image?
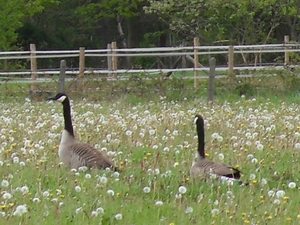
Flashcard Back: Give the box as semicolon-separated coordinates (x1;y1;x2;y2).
207;57;216;102
78;47;85;90
58;60;66;93
193;37;199;88
107;43;112;77
30;43;37;91
181;40;187;77
111;42;117;79
228;45;234;82
284;35;290;65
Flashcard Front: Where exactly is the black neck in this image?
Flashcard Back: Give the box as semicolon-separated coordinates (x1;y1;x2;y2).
196;119;205;158
62;98;74;137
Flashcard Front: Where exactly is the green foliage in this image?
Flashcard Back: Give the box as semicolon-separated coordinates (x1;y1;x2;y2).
76;0;144;20
0;0;58;50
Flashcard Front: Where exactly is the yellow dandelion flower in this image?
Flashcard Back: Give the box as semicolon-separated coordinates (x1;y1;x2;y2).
235;165;239;169
205;153;209;157
244;220;250;224
267;216;272;220
11;143;17;147
242;212;246;217
243;149;248;152
283;196;289;201
225;210;230;214
0;205;6;210
59;195;65;198
182;123;186;126
116;192;120;197
260;195;264;200
252;180;257;184
297;214;300;218
286;217;291;221
146;152;151;156
143;157;147;160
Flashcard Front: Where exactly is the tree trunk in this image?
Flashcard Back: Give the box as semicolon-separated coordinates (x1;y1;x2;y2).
117;14;131;67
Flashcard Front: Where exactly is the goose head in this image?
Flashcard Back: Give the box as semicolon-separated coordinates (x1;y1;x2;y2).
47;93;68;103
194;114;204;127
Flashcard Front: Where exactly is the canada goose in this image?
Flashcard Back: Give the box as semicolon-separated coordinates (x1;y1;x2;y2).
47;93;118;171
190;114;241;179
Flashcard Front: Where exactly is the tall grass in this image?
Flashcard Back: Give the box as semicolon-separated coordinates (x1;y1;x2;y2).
0;92;300;224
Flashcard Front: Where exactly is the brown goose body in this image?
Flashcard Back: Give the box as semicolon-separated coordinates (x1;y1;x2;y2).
191;115;240;179
59;130;117;170
48;93;118;171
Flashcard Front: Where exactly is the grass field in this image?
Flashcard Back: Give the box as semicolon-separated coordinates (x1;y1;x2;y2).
0;90;300;225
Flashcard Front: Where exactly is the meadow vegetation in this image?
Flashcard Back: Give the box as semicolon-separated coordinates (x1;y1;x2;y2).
0;73;300;224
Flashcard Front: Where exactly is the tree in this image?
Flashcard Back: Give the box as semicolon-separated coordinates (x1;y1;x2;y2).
0;0;58;50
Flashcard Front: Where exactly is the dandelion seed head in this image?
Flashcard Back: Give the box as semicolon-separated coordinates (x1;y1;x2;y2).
211;208;220;216
155;200;163;206
2;192;12;200
185;206;193;214
107;189;115;196
85;174;91;179
143;186;151;193
288;182;296;189
13;204;27;216
75;186;81;192
1;180;9;187
115;213;123;220
178;186;187;194
276;190;285;198
218;153;224;160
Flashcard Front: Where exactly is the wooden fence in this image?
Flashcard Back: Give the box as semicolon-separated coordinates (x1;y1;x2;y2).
0;35;299;92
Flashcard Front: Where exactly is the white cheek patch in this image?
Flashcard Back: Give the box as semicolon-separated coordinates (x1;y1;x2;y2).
194;117;198;124
57;95;67;103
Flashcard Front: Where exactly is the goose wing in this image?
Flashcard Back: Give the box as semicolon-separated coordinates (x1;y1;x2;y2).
199;159;241;179
69;142;117;170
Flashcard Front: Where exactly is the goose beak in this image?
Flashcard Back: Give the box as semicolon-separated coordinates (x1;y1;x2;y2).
46;96;55;101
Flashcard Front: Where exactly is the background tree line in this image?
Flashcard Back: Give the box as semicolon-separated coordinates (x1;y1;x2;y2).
1;0;300;67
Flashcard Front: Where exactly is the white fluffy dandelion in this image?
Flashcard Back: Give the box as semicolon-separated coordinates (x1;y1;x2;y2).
218;153;224;160
43;191;50;197
276;190;285;198
185;206;193;214
143;186;151;193
155;200;163;206
13;204;28;216
288;182;296;189
178;186;187;194
211;208;220;216
74;186;81;193
107;189;115;196
99;176;108;184
1;180;9;187
256;143;264;151
115;213;123;220
2;192;12;200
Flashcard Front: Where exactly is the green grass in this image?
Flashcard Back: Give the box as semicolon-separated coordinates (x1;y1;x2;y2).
0;90;300;224
0;72;300;224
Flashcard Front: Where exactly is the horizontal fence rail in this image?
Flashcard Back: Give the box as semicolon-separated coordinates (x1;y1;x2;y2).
0;36;299;90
